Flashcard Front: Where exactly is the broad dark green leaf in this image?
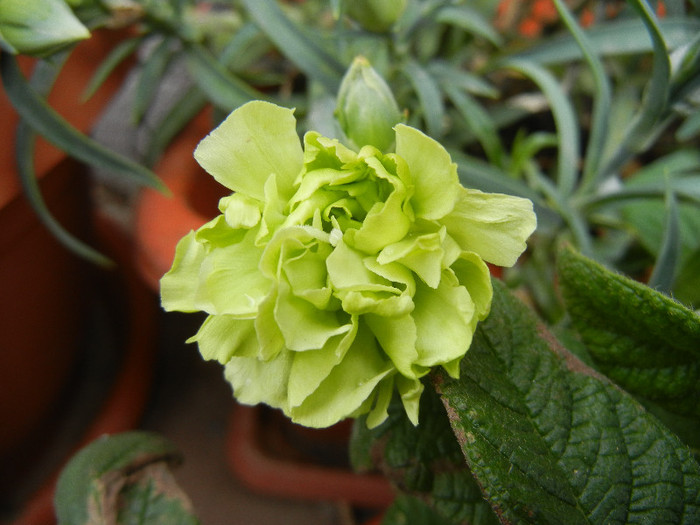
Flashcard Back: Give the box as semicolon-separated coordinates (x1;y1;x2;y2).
382;494;465;525
55;431;199;525
557;245;700;421
436;278;700;524
0;51;165;192
351;389;498;525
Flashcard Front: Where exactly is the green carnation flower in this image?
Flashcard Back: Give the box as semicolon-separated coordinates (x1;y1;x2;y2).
161;101;536;428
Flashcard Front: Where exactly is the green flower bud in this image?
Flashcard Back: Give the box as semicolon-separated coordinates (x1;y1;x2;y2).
161;101;537;429
0;0;90;57
336;56;402;153
346;0;407;33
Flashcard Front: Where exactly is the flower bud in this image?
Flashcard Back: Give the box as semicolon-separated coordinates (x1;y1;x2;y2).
336;56;402;152
346;0;407;33
0;0;90;57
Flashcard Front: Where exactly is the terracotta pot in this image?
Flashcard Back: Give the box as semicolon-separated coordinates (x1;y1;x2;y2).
133;109;394;509
0;28;135;469
9;214;158;525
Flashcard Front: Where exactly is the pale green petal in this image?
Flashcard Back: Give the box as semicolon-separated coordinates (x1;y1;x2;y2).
440;187;536;267
396;375;423;426
255;289;285;361
257;173;288;245
365;376;395;429
189;316;257;363
326;238;391;291
363;257;416;297
275;278;352;351
287;316;358;407
160;231;207;313
195;215;245;246
377;228;445;288
303;132;358;171
224;352;293;410
194;101;302;200
395;124;459;220
219;193;262;229
289;326;393;428
196;228;271;316
260;225;330;279
412;277;476;369
350;157;412;254
365;313;422;378
451;252;493;322
339;290;414;317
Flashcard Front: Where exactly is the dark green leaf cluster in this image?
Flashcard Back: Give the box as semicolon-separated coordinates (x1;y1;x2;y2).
354;249;700;524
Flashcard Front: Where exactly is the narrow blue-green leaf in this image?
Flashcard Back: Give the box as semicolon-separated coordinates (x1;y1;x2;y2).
428;60;498;99
601;0;672;177
0;51;165;192
15;118;113;266
663;0;687;16
648;188;681;292
509;130;559;178
143;86;208;167
330;0;343;19
240;0;344;92
403;59;444;137
512;17;700;64
677;109;700;141
501;58;580;196
558;245;700;420
551;0;611;192
219;22;269;72
443;83;503;165
433;5;502;47
183;43;265;112
132;37;175;124
526;163;593;255
82;36;143;102
437;277;700;524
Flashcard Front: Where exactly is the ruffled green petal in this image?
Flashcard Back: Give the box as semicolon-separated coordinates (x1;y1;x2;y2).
350;157;412;254
377;228;445;288
196;228;270;316
287;316;358;407
219;193;262;230
189;316;257;363
364;375;395;428
255;289;285;361
194;101;303;201
275;277;352;351
440;187;537;267
412;277;476;369
396;375;424;426
289;325;393;428
160;231;207;313
365;313;422;378
451;251;493;322
395;124;459;220
224;351;293;410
